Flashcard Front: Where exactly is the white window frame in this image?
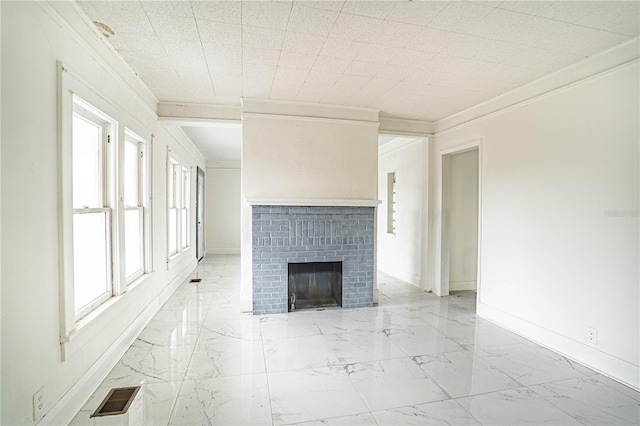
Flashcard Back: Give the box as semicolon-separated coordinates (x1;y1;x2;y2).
168;158;180;257
123;130;149;284
167;153;190;259
71;100;116;320
180;166;190;251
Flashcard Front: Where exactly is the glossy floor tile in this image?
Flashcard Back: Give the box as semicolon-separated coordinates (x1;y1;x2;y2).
170;375;272;425
264;334;339;372
269;366;369;425
414;349;522;398
530;377;640;425
324;330;405;364
185;339;266;379
346;357;448;410
457;387;584;425
70;256;640;426
473;342;587;386
372;399;480;425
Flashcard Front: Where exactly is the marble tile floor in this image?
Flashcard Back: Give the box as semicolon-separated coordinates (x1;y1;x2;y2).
70;255;639;425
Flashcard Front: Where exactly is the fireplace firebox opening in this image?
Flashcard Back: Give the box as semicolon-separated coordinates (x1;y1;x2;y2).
288;262;342;311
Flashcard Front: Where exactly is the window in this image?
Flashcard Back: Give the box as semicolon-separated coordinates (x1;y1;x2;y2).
181;166;190;250
168;160;178;256
124;133;146;282
168;157;190;257
59;63;154;359
180;167;190;249
387;172;396;234
69;97;151;320
72;98;114;318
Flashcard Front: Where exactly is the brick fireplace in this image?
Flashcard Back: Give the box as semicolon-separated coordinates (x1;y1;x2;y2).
251;205;375;315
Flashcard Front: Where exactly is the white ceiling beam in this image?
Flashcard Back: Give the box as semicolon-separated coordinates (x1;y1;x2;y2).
158;102;241;124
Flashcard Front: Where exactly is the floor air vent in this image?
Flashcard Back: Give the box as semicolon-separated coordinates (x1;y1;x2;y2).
91;386;140;417
189;278;202;283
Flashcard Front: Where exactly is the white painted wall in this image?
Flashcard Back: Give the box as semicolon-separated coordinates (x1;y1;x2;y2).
431;60;639;388
377;138;424;285
206;165;241;254
242;119;378;201
0;3;205;424
449;149;478;291
240;100;379;311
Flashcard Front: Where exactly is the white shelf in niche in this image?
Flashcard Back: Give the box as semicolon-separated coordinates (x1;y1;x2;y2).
246;198;381;207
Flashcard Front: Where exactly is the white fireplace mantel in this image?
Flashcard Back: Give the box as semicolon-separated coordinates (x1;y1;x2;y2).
246;198;381;207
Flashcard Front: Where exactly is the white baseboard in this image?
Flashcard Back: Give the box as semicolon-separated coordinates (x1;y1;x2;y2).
450;280;477;291
40;261;198;426
378;263;420;286
478;302;640;391
207;247;240;255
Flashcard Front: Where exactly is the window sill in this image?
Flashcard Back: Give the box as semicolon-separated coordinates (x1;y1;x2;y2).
168;246;191;264
60;273;151;360
127;271;151;291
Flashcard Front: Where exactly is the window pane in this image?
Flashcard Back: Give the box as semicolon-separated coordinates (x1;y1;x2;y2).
181;208;188;248
173;165;181;208
124;141;139;207
72;114;102;209
182;169;189;206
125;209;142;279
73;212;109;312
168;166;174;208
169;208;177;254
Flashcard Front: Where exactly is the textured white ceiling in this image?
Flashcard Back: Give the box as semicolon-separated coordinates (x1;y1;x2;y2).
78;1;639;123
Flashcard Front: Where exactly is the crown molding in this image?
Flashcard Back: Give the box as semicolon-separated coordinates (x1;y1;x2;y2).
241;112;379;127
158;102;242;122
41;1;158;115
379;116;434;136
434;37;640;135
206;161;241;170
241;98;379;123
246;198;381;207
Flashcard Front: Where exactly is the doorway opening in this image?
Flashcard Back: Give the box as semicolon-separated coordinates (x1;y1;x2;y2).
159;120;242;263
376;135;429;292
439;143;481;311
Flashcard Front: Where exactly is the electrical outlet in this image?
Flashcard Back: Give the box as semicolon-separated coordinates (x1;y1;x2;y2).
33;387;45;422
586;326;598;345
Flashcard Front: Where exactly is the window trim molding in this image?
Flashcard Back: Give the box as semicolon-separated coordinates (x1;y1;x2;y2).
71;98;118;321
58;62;155;360
180;165;190;251
123;130;151;284
167;154;179;258
166;149;192;265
